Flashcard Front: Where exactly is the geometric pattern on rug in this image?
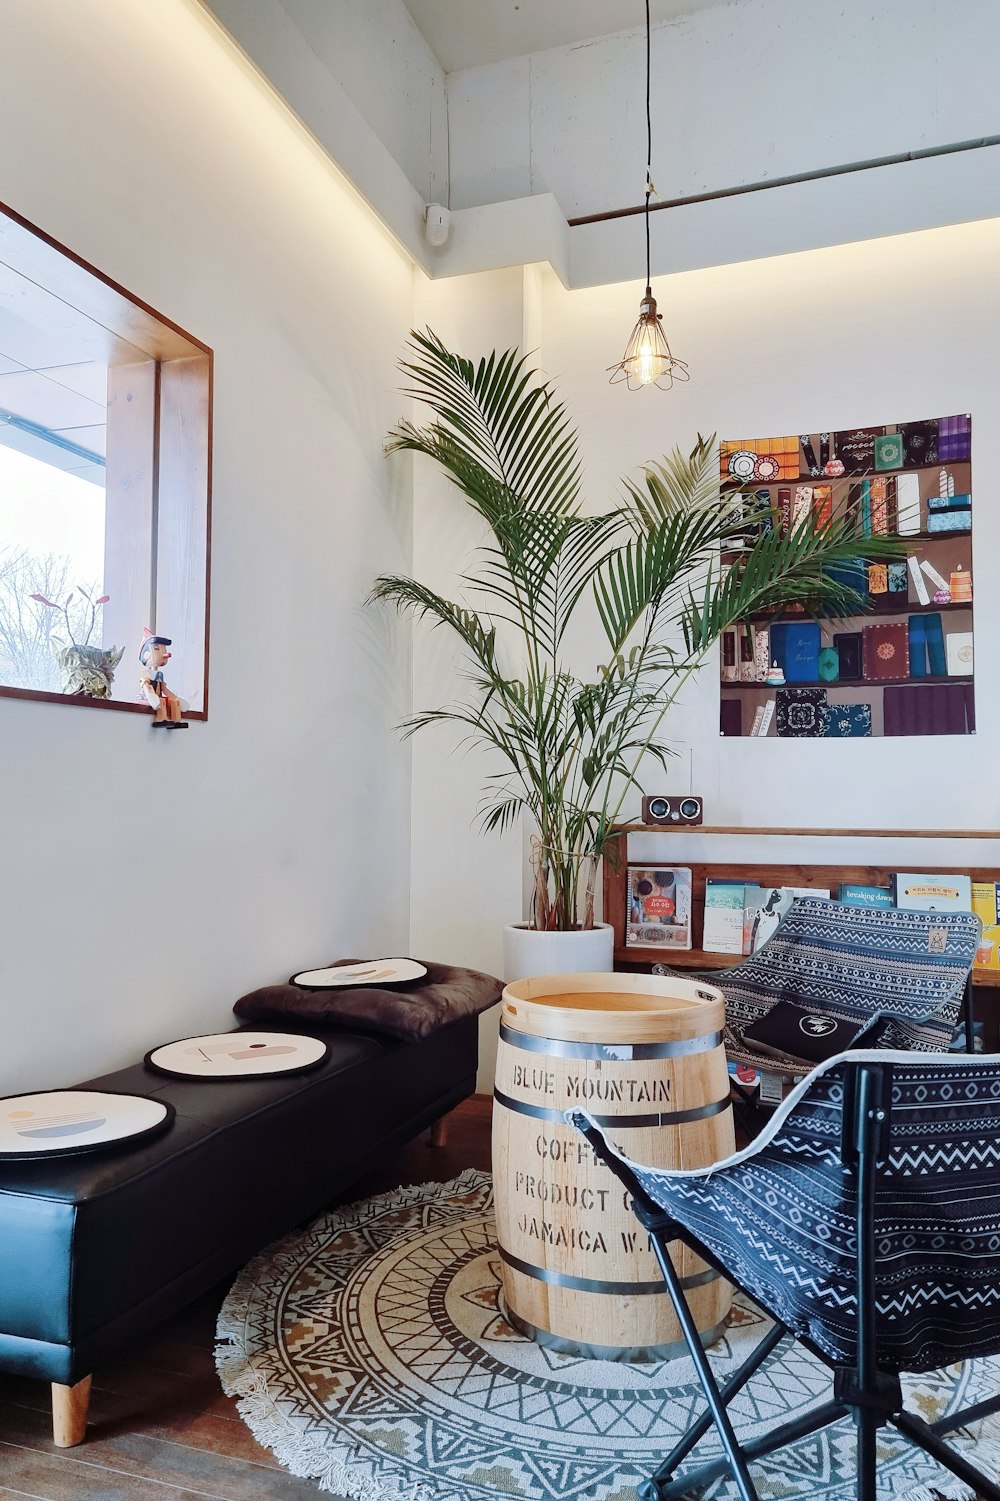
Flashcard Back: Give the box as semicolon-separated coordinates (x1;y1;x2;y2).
216;1169;1000;1501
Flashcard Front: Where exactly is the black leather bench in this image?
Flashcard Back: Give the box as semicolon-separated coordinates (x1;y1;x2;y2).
0;1015;478;1446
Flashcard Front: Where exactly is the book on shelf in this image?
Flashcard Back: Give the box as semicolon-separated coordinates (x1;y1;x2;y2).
927;508;971;533
869;477;889;534
742;885;828;954
862;621;908;680
703;880;747;954
946;632;973;676
738;623;755;681
887;560;908;594
893;872;972;913
938;413;971;463
755;699;776;737
895;472;921;535
781;621;820;682
839;883;894;909
777;487;792;533
907;553;930;605
626;866;692;948
833;631;863;680
860;480;872;537
874;432;904;471
836;427;882;474
792;486;812;528
920;559;949;593
753;626;770;681
721;628;738;682
811;485;833;527
720;699;743;736
823;702;872;737
909;613;947;679
882;683;973;736
972;883;1000;970
899;418;938;468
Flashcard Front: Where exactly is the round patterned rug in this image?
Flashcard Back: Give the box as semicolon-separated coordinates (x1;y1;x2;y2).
216;1169;1000;1501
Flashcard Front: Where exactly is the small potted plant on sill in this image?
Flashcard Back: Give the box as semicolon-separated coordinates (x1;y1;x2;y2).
373;331;903;979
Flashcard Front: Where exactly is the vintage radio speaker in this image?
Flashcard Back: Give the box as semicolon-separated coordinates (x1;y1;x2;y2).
642;795;703;826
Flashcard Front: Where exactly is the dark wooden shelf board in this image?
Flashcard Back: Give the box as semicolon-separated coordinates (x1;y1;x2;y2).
612;824;1000;838
615;943;1000;985
721;674;972;691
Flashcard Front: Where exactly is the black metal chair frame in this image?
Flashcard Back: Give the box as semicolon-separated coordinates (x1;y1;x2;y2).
576;1053;1000;1501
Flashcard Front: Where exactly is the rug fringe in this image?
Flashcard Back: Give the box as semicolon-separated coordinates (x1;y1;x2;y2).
215;1169;489;1501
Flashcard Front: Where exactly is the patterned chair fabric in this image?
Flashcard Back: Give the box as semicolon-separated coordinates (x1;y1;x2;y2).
573;1049;1000;1375
713;898;980;1073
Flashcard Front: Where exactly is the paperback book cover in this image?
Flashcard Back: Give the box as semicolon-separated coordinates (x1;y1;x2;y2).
703;880;746;954
972;882;1000;969
742;885;828;954
839;883;894;909
626;867;692;948
893;873;973;913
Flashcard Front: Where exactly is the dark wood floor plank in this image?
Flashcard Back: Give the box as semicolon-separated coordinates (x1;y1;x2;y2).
0;1408;325;1499
0;1440;225;1501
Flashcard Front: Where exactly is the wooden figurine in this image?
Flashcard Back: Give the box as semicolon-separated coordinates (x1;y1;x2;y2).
139;629;188;729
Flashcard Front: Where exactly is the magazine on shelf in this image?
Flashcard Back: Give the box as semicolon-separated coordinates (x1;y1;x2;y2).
626;867;692;949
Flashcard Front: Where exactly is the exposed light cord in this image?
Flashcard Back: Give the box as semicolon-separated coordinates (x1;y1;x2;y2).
607;1;688;390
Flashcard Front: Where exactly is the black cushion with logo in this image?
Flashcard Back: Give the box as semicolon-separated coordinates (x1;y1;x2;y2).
742;1001;866;1064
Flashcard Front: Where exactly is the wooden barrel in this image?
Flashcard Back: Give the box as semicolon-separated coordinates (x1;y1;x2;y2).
492;971;734;1361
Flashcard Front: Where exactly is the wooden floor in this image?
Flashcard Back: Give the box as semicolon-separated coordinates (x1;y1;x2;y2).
0;1096;492;1501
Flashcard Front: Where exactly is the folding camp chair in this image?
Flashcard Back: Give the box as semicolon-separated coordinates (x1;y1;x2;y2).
570;1048;1000;1501
701;898;980;1121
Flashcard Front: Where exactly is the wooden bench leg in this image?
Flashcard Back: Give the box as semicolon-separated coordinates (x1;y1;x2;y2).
429;1115;449;1148
52;1374;91;1447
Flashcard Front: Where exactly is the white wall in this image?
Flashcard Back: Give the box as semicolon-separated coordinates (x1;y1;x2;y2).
0;0;416;1095
405;267;541;1090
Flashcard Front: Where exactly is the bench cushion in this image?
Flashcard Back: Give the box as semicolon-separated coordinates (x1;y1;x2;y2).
0;1018;477;1384
233;958;502;1041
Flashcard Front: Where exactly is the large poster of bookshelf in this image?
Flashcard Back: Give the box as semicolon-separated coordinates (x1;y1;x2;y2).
718;415;974;738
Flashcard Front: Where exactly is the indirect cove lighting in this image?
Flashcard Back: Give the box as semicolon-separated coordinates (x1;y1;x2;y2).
609;0;688;390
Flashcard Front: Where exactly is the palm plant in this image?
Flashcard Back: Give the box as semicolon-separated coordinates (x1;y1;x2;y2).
372;331;903;932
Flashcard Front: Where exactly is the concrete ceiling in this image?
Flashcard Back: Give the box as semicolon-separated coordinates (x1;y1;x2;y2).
402;0;729;73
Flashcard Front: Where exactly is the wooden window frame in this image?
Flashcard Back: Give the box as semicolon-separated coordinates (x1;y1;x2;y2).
0;199;213;720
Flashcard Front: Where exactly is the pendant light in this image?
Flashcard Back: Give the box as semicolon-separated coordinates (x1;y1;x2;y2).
609;0;688;390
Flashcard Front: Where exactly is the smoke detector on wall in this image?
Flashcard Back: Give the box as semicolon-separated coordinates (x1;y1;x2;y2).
424;203;451;247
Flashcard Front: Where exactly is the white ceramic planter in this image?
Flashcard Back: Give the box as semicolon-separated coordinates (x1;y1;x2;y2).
502;922;614;982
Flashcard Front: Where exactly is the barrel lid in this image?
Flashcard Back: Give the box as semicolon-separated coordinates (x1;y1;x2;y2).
501;972;724;1044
